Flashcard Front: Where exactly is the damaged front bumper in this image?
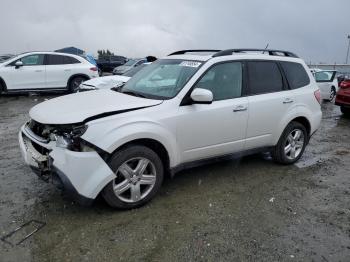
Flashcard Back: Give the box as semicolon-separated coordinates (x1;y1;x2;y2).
19;124;115;206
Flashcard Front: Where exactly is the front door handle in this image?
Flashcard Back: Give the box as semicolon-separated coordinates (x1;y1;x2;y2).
35;70;43;72
283;98;294;104
233;105;247;112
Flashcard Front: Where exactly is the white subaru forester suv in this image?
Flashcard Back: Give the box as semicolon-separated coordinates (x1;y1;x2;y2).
19;49;322;209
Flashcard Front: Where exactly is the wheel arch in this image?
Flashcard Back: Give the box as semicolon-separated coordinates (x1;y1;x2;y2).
112;138;171;175
290;116;311;136
273;106;314;145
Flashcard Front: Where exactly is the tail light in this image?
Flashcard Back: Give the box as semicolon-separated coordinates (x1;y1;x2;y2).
314;89;321;105
90;67;98;72
340;80;350;89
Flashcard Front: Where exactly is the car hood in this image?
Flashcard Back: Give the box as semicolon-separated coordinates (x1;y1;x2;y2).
81;75;131;89
29;90;163;125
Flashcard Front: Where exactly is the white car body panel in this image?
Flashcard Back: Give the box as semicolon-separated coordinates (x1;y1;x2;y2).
177;97;248;162
1;64;46;90
19;52;322;202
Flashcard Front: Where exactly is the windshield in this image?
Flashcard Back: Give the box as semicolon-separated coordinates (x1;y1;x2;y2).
124;59;138;66
123;64;148;77
122;59;202;99
315;71;336;82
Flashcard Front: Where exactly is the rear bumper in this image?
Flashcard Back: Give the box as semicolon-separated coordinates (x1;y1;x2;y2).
19;125;115;205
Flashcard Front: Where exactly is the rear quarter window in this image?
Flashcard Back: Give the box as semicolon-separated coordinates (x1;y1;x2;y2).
280;61;310;89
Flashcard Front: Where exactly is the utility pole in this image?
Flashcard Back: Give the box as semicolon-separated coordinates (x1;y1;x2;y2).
346;35;350;64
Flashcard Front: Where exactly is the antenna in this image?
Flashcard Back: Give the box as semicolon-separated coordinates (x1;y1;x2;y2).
262;44;269;54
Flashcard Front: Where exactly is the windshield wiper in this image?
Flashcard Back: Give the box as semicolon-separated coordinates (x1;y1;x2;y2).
111;82;126;92
121;90;146;98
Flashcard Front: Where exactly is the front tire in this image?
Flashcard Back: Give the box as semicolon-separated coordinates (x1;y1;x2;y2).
102;145;164;209
272;121;308;164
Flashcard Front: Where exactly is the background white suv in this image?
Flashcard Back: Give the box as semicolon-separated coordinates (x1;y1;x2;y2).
19;49;322;209
0;51;99;94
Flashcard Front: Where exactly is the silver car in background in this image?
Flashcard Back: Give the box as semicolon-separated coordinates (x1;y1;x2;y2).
113;58;147;75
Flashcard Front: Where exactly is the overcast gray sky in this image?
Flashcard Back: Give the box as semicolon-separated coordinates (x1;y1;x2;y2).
1;0;349;63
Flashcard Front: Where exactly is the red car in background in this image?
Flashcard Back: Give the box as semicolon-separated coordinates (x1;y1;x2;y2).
335;78;350;116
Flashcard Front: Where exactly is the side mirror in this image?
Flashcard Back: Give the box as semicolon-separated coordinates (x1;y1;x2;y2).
15;61;23;68
190;88;213;104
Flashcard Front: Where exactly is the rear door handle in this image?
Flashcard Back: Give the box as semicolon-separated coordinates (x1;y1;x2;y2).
35;70;43;72
64;69;71;72
233;105;247;112
283;98;294;104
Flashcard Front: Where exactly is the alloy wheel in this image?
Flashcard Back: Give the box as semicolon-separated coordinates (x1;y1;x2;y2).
112;157;157;203
284;129;305;160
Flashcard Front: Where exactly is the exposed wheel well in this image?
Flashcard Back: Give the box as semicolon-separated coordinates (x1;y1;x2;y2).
291;117;311;137
114;139;170;175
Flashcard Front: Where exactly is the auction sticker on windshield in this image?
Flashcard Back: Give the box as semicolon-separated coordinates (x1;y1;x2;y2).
179;61;202;68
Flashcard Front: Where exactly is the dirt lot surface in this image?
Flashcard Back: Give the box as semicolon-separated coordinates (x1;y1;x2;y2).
0;94;350;262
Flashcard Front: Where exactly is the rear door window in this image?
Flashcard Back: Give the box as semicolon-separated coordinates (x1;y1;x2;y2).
280;61;310;89
247;61;284;95
46;54;80;65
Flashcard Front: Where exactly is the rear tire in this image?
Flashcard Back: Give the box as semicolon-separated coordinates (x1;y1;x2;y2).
341;106;350;117
329;87;336;102
102;145;164;209
0;80;5;95
272;121;308;165
69;76;87;93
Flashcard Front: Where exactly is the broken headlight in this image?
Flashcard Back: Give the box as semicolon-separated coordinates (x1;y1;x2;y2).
53;125;93;152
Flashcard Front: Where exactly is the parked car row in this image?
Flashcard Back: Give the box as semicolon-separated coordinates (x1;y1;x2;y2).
19;48;323;209
309;68;350;116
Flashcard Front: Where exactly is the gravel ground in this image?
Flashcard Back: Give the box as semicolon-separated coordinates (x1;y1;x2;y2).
0;94;349;262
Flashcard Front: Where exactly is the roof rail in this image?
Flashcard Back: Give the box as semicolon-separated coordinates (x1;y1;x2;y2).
168;49;221;56
212;49;299;58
